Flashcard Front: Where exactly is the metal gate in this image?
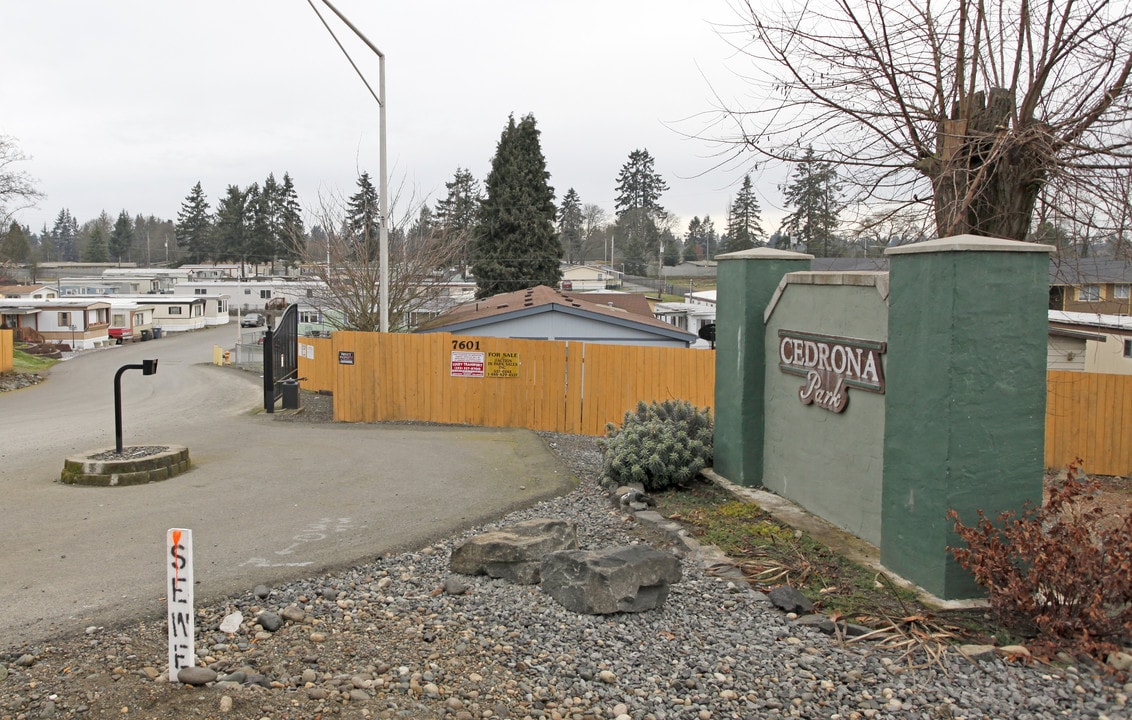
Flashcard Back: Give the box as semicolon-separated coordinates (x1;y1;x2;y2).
263;304;299;412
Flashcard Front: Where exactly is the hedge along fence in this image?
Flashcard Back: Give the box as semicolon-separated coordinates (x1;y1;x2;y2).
296;331;716;436
0;329;12;373
1046;370;1132;476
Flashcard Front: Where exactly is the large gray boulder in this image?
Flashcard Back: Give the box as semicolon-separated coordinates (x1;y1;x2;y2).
540;545;682;614
449;518;578;585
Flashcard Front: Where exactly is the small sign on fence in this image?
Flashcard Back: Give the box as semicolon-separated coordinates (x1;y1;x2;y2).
486;351;520;378
166;528;195;682
338;351;355;365
451;351;485;377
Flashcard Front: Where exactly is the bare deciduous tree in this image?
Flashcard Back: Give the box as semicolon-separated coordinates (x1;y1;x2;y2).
0;136;43;224
713;0;1132;242
298;185;466;333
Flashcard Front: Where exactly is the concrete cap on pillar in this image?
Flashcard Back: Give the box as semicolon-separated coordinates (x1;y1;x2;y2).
885;234;1054;255
716;247;815;261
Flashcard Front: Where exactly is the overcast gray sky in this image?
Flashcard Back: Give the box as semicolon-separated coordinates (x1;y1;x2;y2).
2;1;781;236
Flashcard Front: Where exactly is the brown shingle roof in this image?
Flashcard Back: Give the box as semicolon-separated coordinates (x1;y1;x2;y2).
417;285;689;336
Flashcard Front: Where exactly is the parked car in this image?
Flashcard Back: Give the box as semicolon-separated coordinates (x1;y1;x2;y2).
241;313;265;328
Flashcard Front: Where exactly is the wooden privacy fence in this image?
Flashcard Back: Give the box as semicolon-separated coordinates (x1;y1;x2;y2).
297;332;716;436
298;334;1128;469
0;329;12;373
1046;370;1132;476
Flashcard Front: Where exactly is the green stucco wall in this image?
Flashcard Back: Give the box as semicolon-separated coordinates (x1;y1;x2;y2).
763;279;889;545
881;240;1052;599
713;249;813;486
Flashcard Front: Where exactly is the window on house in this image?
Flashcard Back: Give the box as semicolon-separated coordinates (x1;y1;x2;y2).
300;311;321;323
1125;339;1132;358
168;306;182;315
244;289;251;295
1116;284;1131;300
306;289;314;298
134;313;144;325
58;311;71;326
260;290;271;299
195;288;207;295
1078;285;1102;302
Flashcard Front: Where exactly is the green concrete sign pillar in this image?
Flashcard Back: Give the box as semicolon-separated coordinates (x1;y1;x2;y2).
714;248;813;486
881;235;1054;599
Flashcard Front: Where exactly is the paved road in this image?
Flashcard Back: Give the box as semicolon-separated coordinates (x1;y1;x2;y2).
0;324;576;647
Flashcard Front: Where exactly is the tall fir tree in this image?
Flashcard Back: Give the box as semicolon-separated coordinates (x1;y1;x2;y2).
109;210;134;264
435;167;482;277
725;175;765;252
51;209;79;262
779;147;844;257
213;184;250;266
175;182;214;263
84;222;109;262
613;149;668;275
557;188;584;264
471;113;560;298
0;222;30;264
347;171;380;261
277;172;305;267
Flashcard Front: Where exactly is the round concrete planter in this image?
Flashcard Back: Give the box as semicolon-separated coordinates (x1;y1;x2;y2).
61;446;191;486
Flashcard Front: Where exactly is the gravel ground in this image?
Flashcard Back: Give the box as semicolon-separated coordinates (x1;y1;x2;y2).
1;409;1129;719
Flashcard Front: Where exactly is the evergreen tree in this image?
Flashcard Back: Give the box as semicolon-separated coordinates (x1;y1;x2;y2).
244;182;275;268
614;149;668;275
176;182;213;263
0;222;30;263
684;217;704;261
725;175;765;251
471;113;560;298
213;184;250;266
84;222;109;262
558;188;584;264
51;209;79;262
109;210;134;264
779;147;844;257
661;226;681;266
277;172;305;267
347;171;380;259
435;167;482;278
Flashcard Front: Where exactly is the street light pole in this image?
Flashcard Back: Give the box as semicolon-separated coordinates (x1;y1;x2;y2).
314;0;390;333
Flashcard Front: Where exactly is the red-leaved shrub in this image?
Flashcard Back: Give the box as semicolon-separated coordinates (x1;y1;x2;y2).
948;462;1132;660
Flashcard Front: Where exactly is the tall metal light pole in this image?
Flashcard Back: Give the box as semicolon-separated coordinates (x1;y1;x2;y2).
310;0;390;332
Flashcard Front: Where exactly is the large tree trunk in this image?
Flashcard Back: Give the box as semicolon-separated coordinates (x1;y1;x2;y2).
927;89;1047;241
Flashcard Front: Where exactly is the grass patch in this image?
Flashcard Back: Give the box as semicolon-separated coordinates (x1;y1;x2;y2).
13;348;57;373
654;479;994;639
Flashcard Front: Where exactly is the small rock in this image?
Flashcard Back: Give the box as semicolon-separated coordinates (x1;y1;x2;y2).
958;644;997;660
443;575;469;595
140;667;160;680
15;654;35;667
281;605;306;623
219;695;233;713
178;666;218;686
768;586;814;614
219;611;243;634
253;584;270;598
257;611;283;632
997;645;1031;659
598;670;617;683
310;632;327;642
1108;651;1132;672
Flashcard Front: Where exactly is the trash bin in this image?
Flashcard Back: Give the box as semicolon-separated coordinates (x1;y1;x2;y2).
152;327;163;339
140;329;152;341
281;379;301;410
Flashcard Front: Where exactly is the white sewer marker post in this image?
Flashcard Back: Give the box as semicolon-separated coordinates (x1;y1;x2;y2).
166;528;195;681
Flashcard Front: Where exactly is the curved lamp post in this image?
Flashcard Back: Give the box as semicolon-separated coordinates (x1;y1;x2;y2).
114;359;158;453
308;0;389;333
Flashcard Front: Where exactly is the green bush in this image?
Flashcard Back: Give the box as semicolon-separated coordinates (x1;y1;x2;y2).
598;399;713;492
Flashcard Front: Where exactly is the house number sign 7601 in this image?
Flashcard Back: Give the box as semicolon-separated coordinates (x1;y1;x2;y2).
452;339;481;350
